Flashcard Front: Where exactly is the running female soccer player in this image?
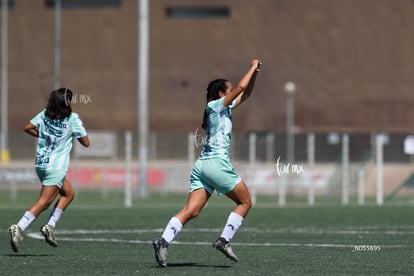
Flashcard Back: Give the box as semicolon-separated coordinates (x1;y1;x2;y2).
8;88;90;252
153;59;262;267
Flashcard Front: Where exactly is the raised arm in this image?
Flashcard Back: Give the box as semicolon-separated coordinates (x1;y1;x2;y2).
223;59;261;107
233;66;260;108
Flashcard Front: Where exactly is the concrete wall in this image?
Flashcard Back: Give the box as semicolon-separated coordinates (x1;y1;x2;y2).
3;0;414;133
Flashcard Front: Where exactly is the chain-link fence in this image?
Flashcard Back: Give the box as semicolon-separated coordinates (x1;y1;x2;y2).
1;130;414;206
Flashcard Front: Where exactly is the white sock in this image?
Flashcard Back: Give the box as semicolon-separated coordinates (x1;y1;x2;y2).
161;217;183;244
220;212;244;242
17;211;36;232
46;208;64;228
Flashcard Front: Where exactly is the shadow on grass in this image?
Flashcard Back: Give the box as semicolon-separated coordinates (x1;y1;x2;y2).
3;253;52;257
164;262;231;268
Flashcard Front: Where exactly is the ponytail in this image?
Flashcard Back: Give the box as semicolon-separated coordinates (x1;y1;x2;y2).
201;79;228;130
201;110;208;129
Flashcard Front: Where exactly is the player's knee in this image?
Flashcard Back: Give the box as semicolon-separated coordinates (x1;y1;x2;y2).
68;192;75;202
189;209;201;219
184;205;203;219
37;199;52;211
240;194;252;210
60;188;75;201
67;190;75;200
244;197;252;210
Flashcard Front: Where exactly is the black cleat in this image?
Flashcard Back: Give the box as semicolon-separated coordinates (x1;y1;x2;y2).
152;238;168;267
213;237;239;262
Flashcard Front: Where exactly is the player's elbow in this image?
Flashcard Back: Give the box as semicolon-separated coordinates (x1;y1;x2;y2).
237;84;246;92
79;137;90;147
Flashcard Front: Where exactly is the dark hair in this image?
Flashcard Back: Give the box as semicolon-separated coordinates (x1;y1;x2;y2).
201;79;228;129
45;88;73;119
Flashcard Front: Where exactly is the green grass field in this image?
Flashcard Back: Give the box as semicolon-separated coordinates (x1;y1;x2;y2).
1;191;413;275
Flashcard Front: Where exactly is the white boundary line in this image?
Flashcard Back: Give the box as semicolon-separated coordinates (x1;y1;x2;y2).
26;227;408;249
25;227;414;235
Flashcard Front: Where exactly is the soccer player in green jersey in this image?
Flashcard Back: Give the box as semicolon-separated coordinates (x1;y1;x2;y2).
153;59;262;267
8;88;90;252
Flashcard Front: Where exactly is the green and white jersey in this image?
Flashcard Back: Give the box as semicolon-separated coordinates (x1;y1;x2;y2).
30;109;87;171
200;97;235;160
